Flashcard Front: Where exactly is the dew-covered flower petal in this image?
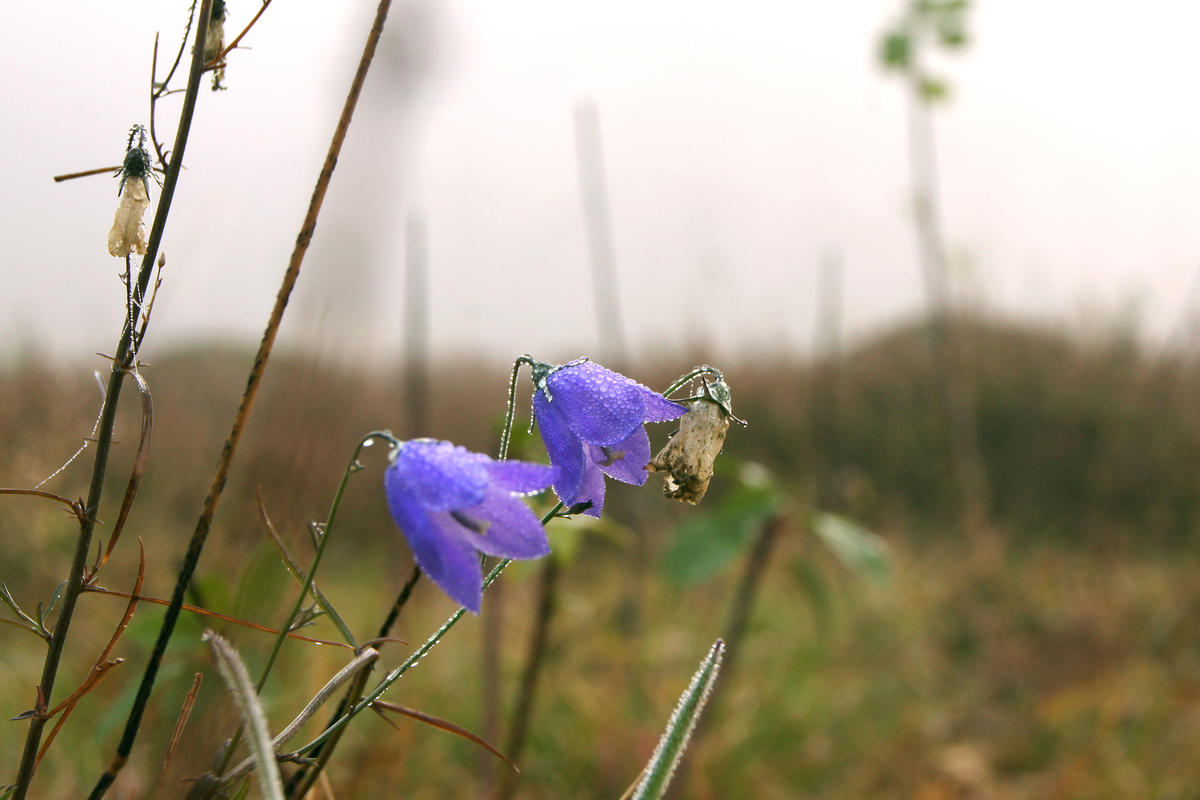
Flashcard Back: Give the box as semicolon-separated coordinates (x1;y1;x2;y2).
546;361;648;445
456;487;552;560
641;386;691;423
384;439;555;613
384;470;484;611
586;424;651;487
533;390;587;506
484;460;558;495
531;358;686;516
392;440;488;511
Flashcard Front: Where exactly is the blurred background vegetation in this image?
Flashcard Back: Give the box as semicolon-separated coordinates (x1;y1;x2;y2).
3;315;1199;797
5;1;1200;797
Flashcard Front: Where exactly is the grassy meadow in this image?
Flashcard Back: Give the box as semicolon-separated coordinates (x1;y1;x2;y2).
2;317;1199;797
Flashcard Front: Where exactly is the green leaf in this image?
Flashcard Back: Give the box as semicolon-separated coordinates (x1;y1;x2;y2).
662;484;777;584
810;512;891;585
792;557;833;634
880;30;911;69
937;24;968;48
916;74;951;102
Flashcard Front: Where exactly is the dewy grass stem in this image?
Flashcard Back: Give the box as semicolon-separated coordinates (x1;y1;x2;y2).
12;4;214;798
214;433;394;779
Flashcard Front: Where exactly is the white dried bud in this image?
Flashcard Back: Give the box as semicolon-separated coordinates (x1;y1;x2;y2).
650;397;730;504
107;179;149;258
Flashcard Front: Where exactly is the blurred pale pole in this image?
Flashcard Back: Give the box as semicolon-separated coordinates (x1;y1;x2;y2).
574;98;630;367
906;87;991;536
495;100;637;800
881;1;992;537
811;249;844;510
403;211;429;437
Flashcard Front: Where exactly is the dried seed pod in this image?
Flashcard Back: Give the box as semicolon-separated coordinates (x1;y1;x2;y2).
107;125;154;257
107;178;150;257
650;377;733;504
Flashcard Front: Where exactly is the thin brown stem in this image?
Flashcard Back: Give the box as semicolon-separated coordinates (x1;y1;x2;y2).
88;1;396;795
52;165;123;183
82;586;352;648
12;3;213;795
207;0;273;67
497;553;560;800
284;562;421;798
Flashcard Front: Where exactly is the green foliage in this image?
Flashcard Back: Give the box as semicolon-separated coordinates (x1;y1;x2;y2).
661;474;779;584
810;512;891;585
878;0;972;104
880;31;911;69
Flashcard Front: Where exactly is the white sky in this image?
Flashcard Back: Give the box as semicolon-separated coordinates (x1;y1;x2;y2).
4;1;1200;366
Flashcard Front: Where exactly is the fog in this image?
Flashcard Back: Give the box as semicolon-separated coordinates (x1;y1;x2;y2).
4;1;1200;366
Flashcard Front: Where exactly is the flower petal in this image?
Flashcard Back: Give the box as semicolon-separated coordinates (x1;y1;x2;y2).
456;487;551;559
534;390;586;506
639;386;688;423
546;361;646;445
484;460;557;495
577;458;607;517
587;424;651;487
392;440;488;511
384;471;483;612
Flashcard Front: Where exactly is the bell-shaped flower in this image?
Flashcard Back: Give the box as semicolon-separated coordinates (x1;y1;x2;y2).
384;439;557;613
531;359;687;517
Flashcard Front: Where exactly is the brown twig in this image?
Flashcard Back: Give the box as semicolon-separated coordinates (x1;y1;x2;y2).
0;488;85;519
371;700;519;773
86;369;153;581
149;2;199;169
497;553;559;800
33;540;147;766
151;672;205;799
51;165;123;183
81;586;352;649
206;0;274;68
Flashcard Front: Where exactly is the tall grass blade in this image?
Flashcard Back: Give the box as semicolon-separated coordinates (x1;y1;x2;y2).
203;632;284;800
629;639;725;800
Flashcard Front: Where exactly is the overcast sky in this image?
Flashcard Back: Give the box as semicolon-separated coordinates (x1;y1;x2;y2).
4;1;1200;367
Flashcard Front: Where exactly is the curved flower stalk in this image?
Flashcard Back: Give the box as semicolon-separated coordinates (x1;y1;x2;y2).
528;358;687;517
384;439;557;613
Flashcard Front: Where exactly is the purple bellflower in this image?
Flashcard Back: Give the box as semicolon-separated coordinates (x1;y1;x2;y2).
384;439;557;613
531;358;687;517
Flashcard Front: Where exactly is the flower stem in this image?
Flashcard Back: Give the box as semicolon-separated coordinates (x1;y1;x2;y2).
661;365;724;399
499;355;534;460
212;434;381;780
